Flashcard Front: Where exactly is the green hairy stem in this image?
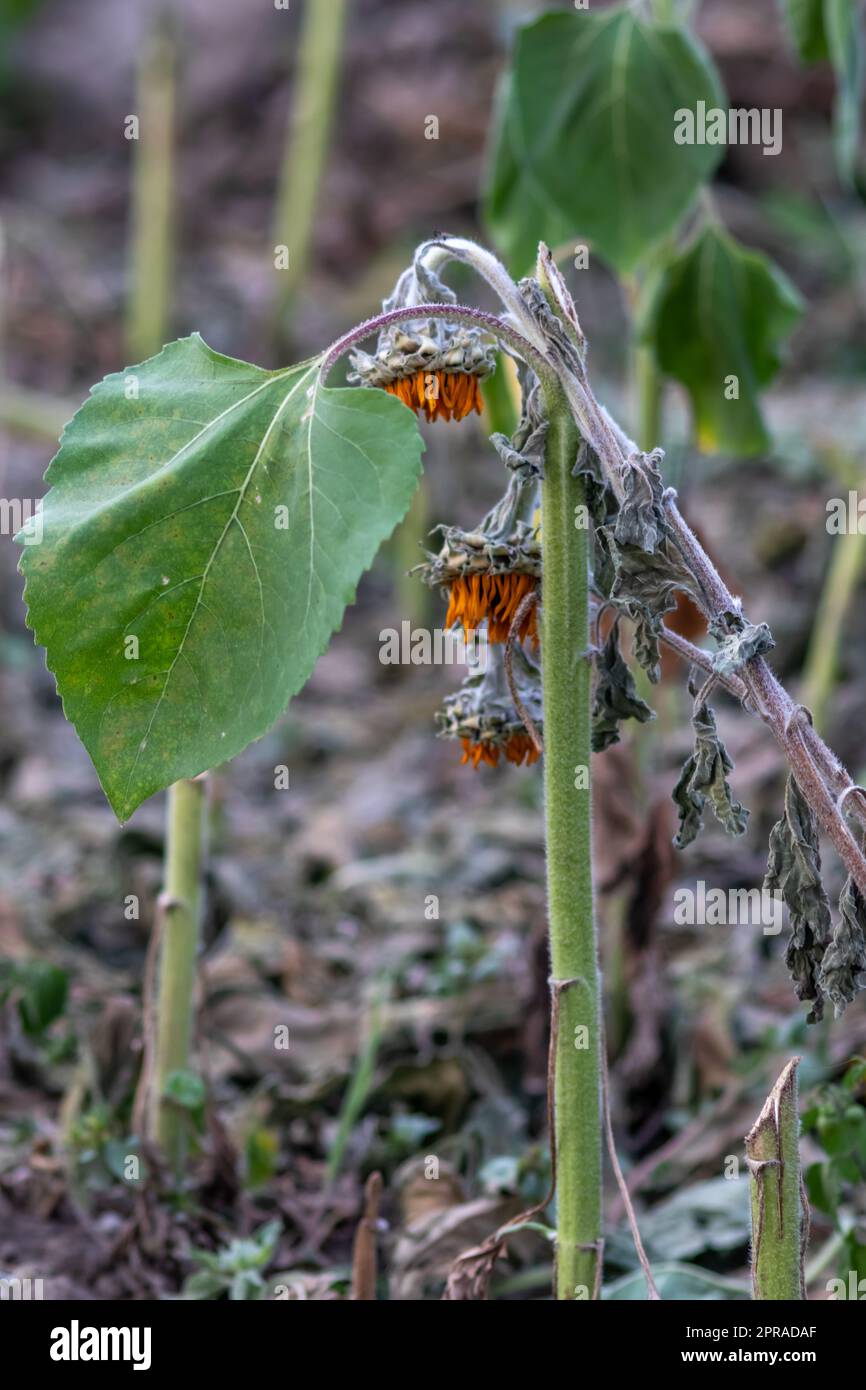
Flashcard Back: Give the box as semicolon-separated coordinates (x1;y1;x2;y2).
539;335;602;1294
746;1058;806;1301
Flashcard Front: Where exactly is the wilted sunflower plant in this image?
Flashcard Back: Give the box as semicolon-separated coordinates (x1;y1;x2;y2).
19;235;866;1299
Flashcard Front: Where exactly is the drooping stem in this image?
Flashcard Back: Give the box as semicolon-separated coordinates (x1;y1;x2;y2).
150;774;208;1170
746;1058;807;1300
540;370;602;1299
319;302;551;383
662;494;866;893
322;239;866;923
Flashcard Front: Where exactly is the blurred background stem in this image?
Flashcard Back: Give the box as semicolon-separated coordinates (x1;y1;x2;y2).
271;0;348;353
624;268;664;453
634;342;662;452
150;776;209;1172
125;7;177;363
392;479;431;629
0;383;74;442
326;984;385;1185
801;499;866;733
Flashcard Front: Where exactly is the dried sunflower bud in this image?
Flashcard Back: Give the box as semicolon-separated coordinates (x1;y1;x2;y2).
350;324;496;423
349;254;496;423
415;473;541;643
436;646;542;770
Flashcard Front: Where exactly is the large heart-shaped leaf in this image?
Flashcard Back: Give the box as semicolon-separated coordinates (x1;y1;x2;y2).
20;335;424;820
643;226;803;456
484;7;725;274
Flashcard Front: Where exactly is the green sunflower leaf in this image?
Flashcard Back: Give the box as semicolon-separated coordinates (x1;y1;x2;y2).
781;0;831;62
19;335;424;820
781;0;864;185
484;6;725;274
643;226;803;456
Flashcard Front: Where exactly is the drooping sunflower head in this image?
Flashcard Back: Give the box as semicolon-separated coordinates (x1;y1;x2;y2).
415;522;541;644
446;569;538;644
436;648;542;770
460;729;541;769
349;327;496;424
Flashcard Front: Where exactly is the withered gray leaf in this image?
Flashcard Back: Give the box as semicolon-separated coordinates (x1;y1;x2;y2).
407;253;458;307
591;620;655;752
764;774;832;1023
613;449;666;553
578;445;694;683
598;526;700;683
490;431;538;479
576;449;618;601
818;875;866;1018
629;606;665;685
673;703;749;849
575;445;615;526
711;621;775;677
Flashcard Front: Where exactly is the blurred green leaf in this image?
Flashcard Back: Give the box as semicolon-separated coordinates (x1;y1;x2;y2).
244;1126;280;1190
484;7;724;274
606;1176;752;1267
103;1137;147;1185
480;351;520;439
182;1270;225;1300
230;1269;266;1300
387;1112;441;1156
184;1221;282;1300
844;1231;866;1282
643;226;803;456
825;0;865;186
604;1262;750;1300
843;1057;866;1090
805;1157;840;1216
4;960;69;1035
834;1154;862;1183
163;1068;205;1111
215;1221;281;1273
780;0;864;186
761;191;859;283
782;0;831;61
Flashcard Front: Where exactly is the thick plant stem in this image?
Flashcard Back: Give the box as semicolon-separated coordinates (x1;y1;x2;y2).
746;1058;806;1300
150;775;208;1170
540;378;602;1299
